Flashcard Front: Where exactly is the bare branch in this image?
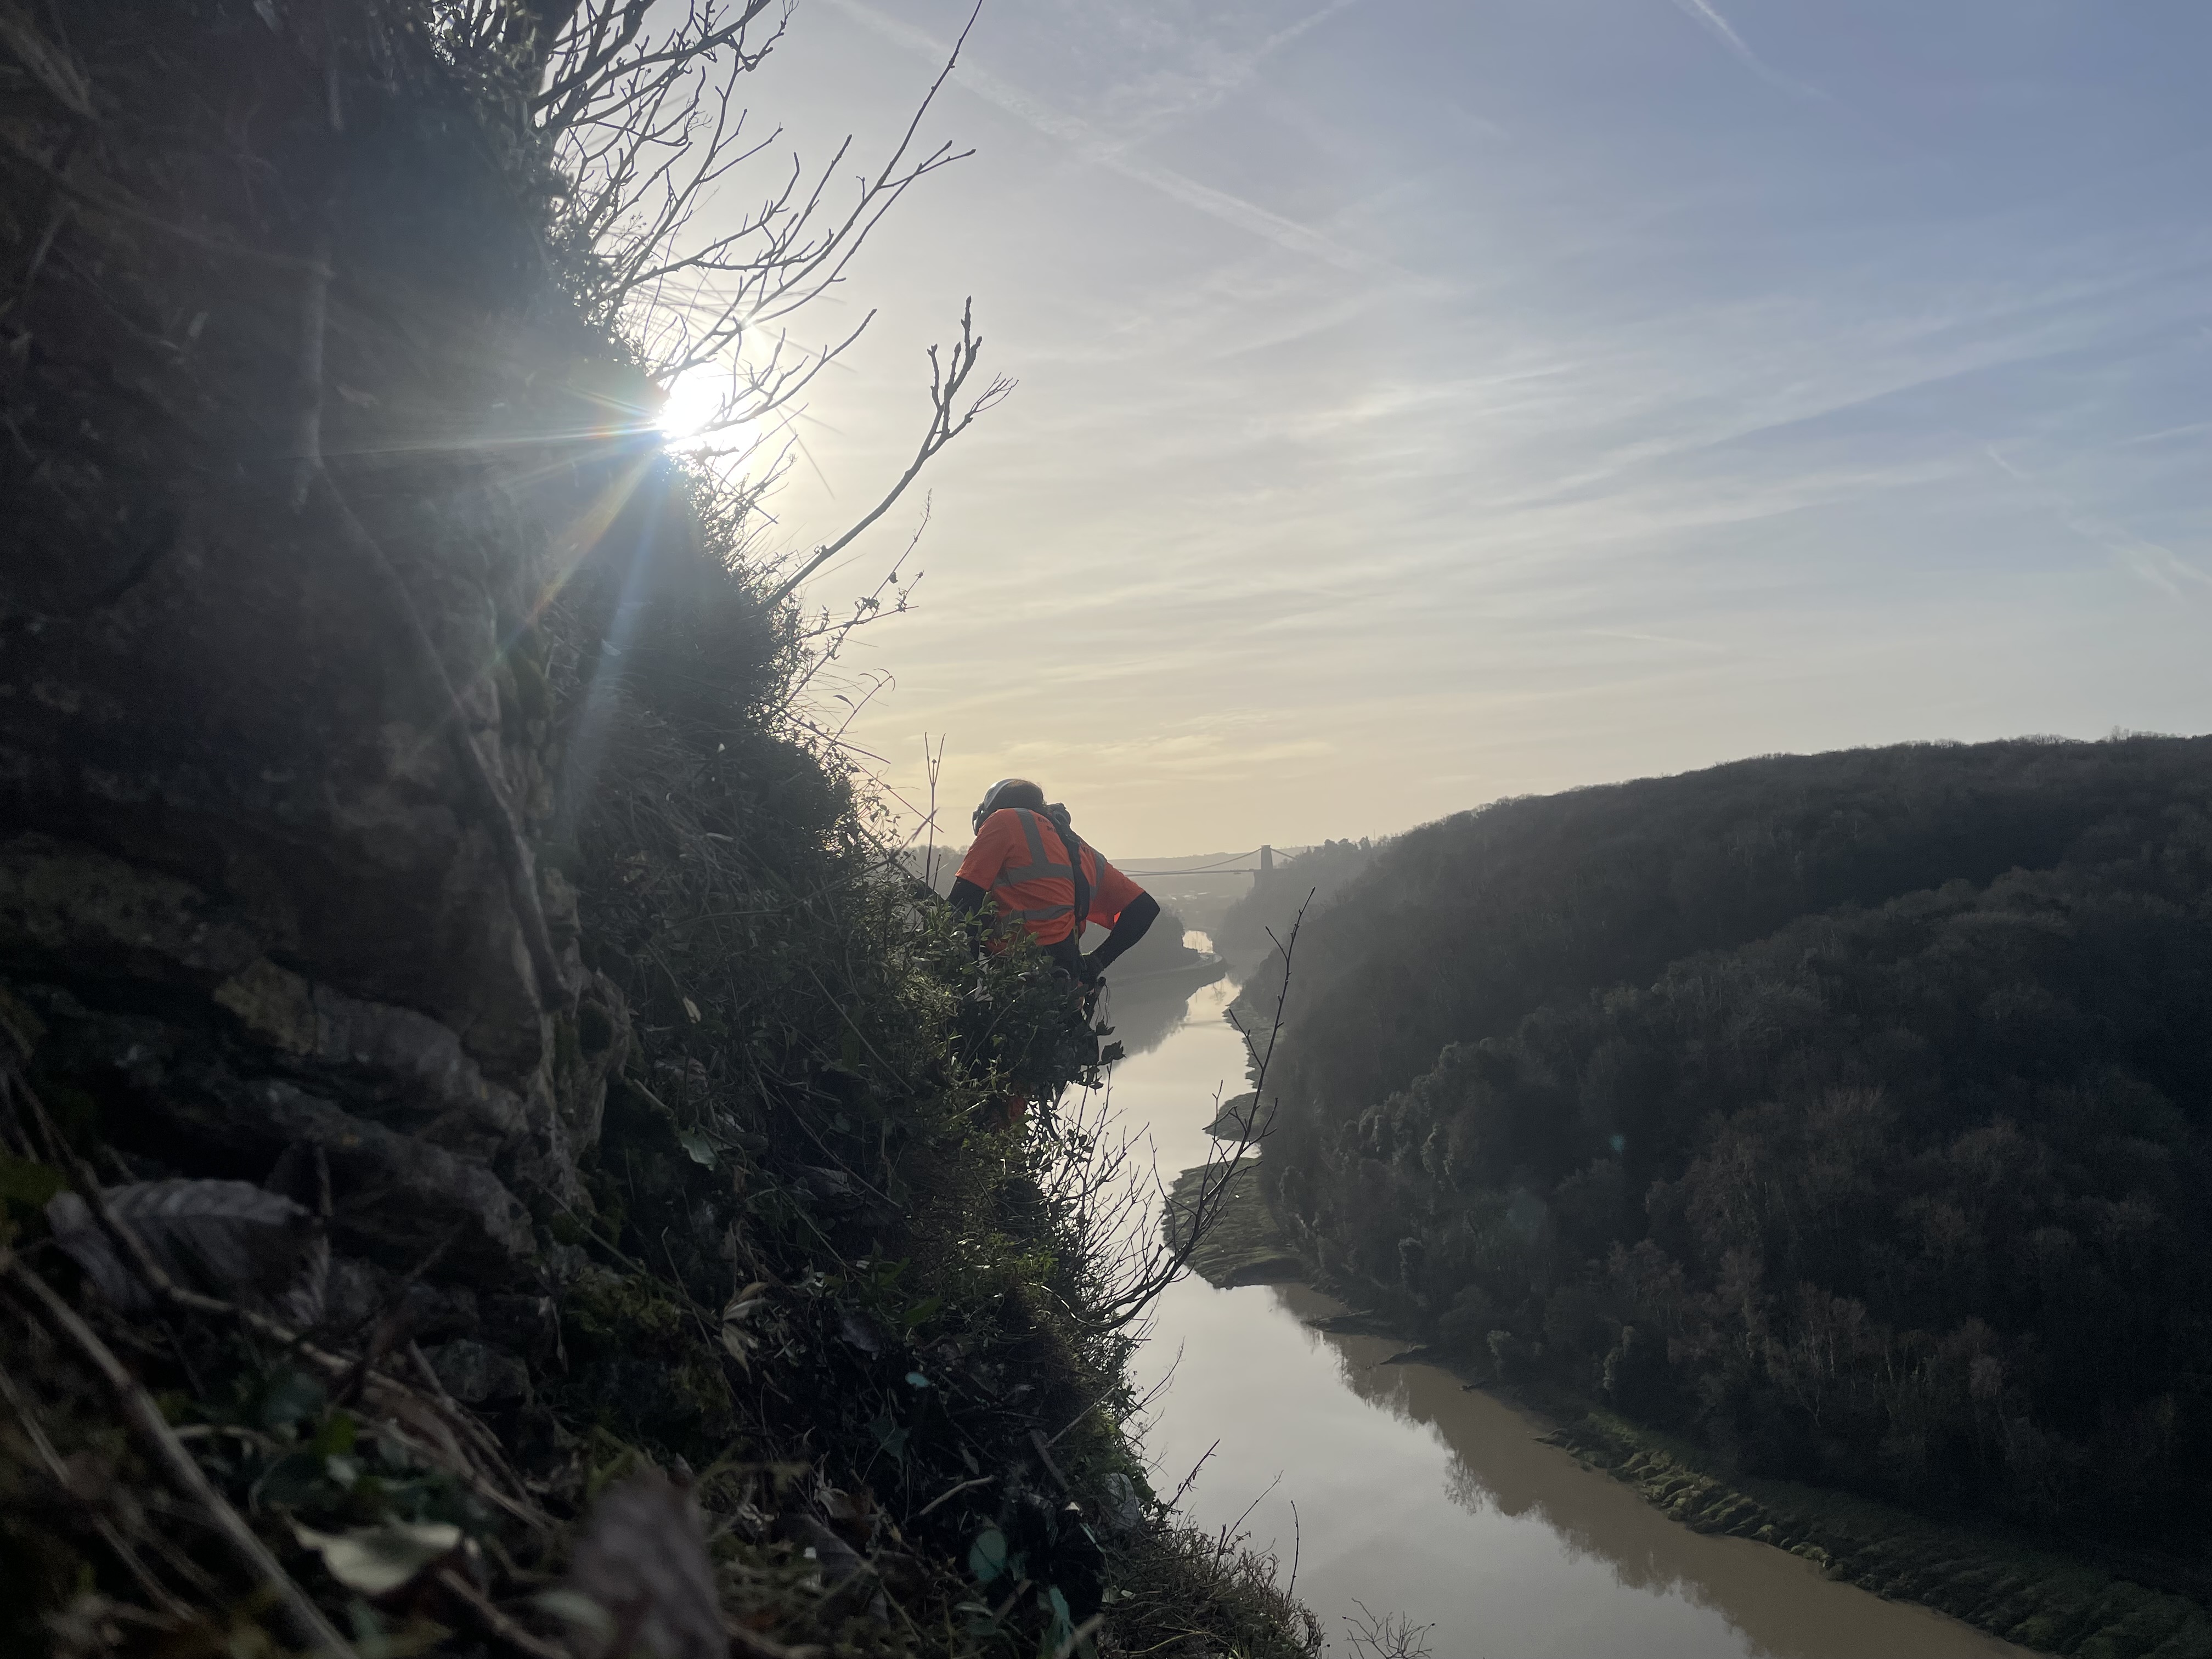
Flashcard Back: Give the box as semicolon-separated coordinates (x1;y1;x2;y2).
540;0;981;396
764;299;1011;609
1342;1600;1436;1659
2;1252;360;1659
1026;899;1313;1338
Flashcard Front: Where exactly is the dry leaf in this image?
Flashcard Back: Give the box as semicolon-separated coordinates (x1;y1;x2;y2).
718;1282;770;1369
723;1285;770;1322
293;1520;462;1597
836;1309;886;1357
47;1179;328;1324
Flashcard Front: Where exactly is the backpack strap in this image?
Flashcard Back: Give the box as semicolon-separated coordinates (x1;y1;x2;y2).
1052;813;1093;959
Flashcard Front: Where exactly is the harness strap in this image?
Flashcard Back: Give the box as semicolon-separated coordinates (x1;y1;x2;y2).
989;808;1093;948
1059;818;1094;953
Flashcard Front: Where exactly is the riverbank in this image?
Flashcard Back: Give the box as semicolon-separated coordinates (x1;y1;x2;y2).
1537;1407;2211;1659
1116;950;1229;996
1164;1160;1302;1287
1167;1164;2211;1659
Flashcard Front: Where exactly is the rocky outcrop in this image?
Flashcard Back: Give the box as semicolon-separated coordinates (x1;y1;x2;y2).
0;1;641;1302
0;490;561;1085
0;837;594;1288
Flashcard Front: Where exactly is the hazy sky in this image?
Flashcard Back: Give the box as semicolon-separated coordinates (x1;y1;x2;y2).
685;0;2209;855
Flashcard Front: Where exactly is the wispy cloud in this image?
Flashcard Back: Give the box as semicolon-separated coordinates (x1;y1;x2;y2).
819;0;1408;280
1989;446;2212;599
2085;520;2212;598
1096;0;1373;146
1667;0;1831;101
753;0;2207;845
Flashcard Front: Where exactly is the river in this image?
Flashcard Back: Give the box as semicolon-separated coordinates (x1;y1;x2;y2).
1107;966;2035;1659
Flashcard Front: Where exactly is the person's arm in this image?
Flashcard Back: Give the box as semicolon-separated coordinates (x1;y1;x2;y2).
949;816;1014;954
1084;890;1159;979
947;876;991;956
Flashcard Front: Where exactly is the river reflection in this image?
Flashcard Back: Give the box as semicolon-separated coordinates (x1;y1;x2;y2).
1114;980;2036;1658
1095;929;1228;1057
1098;979;1201;1058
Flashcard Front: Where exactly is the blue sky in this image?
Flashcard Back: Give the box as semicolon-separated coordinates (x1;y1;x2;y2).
697;0;2209;852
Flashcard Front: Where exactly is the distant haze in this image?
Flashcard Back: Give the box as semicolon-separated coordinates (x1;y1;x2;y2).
699;0;2210;851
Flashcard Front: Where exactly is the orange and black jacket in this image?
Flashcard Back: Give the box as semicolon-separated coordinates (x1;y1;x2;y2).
949;808;1159;978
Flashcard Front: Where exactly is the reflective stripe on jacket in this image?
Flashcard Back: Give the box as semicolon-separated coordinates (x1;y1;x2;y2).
955;808;1146;948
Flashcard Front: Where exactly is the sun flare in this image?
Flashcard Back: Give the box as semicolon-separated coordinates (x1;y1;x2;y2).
656;365;757;455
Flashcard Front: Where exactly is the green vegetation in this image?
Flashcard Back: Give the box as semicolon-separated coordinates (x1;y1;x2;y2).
1239;737;2211;1649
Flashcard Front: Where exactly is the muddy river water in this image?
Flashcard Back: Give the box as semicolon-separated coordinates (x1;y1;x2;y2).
1107;968;2035;1658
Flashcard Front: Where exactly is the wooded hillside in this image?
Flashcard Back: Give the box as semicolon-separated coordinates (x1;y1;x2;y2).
1245;736;2210;1555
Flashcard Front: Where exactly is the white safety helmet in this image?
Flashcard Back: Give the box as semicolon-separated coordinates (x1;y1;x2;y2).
972;778;1022;833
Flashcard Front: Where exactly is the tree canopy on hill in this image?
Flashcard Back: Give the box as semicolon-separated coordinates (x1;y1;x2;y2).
1216;837;1381;973
1245;737;2207;1121
1250;735;2211;1547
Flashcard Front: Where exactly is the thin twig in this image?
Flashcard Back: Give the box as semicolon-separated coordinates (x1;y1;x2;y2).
435;1569;571;1659
1166;1438;1217;1512
1042;1379;1120;1448
912;1473;995;1521
337;1218;470;1407
1075;898;1310;1334
3;1252;358;1659
1028;1427;1075;1498
0;1355;189;1618
761;297;1010;609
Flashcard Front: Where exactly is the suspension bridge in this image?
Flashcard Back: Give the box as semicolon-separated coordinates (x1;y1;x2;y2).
1122;847;1278;878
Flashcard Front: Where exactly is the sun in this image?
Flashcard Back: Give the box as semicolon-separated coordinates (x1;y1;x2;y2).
656;365;758;455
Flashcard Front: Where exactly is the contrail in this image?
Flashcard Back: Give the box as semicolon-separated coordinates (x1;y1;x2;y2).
1095;0;1373;154
820;0;1408;281
1125;0;1371;126
1668;0;1831;101
1986;445;2211;599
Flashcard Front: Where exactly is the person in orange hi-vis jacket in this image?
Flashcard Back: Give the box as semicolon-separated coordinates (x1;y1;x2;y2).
948;778;1160;986
948;780;1160;1125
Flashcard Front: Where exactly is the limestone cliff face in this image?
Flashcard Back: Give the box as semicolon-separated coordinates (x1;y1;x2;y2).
0;575;602;1283
0;1;637;1310
0;19;1332;1656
